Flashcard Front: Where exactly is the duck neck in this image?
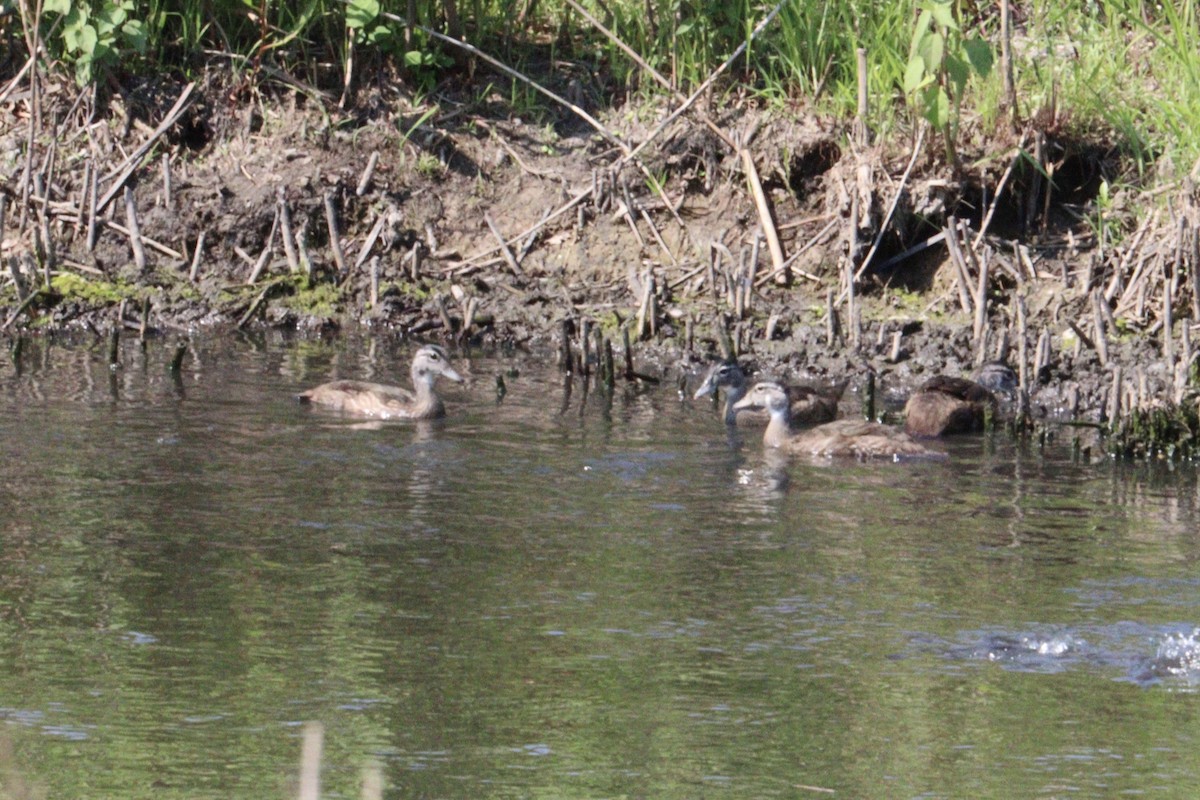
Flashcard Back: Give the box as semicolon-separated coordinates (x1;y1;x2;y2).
763;406;792;448
410;371;439;415
722;381;747;425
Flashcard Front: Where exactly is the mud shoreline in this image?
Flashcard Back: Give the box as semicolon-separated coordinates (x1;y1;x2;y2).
1;77;1196;455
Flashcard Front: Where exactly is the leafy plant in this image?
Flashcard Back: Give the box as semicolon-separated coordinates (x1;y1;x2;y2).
902;0;992;166
43;0;147;85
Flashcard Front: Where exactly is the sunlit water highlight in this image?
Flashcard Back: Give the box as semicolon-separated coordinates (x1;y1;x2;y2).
2;334;1200;798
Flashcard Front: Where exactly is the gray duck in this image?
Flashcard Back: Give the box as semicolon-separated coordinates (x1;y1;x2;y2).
694;361;846;426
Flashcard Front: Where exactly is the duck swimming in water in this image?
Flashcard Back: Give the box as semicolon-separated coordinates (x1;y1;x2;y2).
298;344;464;419
693;361;847;426
903;362;1016;437
734;381;938;459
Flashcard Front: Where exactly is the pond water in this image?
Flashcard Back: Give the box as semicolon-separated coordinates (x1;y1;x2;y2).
3;333;1200;799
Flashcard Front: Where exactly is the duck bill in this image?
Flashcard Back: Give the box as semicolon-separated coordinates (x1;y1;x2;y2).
731;396;759;412
441;367;465;383
693;376;717;399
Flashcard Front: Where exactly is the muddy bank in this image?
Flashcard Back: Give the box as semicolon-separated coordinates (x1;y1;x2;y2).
1;76;1197;454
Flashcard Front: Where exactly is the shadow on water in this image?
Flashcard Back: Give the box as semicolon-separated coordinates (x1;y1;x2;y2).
4;334;1200;797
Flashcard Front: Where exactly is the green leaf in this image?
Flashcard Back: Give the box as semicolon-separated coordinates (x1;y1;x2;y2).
122;19;148;53
918;30;944;73
963;38;993;78
945;53;969;97
903;56;928;94
928;1;958;31
346;0;380;30
404;50;427;67
922;84;951;129
44;0;70;13
366;24;393;46
912;9;932;42
79;23;99;55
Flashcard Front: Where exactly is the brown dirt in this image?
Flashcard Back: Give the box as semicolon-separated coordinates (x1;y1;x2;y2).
0;73;1194;438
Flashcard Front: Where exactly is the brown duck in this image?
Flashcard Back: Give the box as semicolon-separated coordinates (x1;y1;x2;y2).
734;381;938;459
298;344;464;420
903;362;1016;437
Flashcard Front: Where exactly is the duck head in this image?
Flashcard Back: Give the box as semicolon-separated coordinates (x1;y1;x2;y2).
976;361;1017;395
692;361;746;400
732;381;791;419
411;344;464;387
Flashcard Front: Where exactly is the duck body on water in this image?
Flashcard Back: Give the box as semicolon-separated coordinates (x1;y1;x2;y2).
734;381;941;460
298;344;464;420
693;361;847;427
903;362;1017;438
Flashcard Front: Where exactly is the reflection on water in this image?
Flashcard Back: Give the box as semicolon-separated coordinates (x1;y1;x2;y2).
3;333;1200;798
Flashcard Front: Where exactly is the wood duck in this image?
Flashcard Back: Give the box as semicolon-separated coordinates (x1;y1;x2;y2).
734;381;938;459
693;361;846;426
298;344;464;419
903;362;1016;437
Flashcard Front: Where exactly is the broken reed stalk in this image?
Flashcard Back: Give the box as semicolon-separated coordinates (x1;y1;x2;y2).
409;243;422;281
362;762;384;800
356;214;387;270
579;317;591;374
1000;0;1016;124
559;318;573;371
1016;294;1029;392
86;160;99;251
944;218;974;314
296;219;314;284
621;324;636;380
971;239;990;345
434;294;455;333
108;326;120;366
603;337;616;389
635;271;656;341
277;190;300;273
139;297;151;341
323;191;346;276
484;212;525;278
189;230;206;282
356;151;380;196
297;722;323;800
863;371;876;421
1107;365;1124;426
826;289;839;347
855;49;869;147
1162;257;1174;369
1092;289;1110;366
845;256;859;349
247;207;279;284
161;152;172;210
369;256;380;308
717;317;736;360
741;148;788;285
75;159;89;240
124;186;147;272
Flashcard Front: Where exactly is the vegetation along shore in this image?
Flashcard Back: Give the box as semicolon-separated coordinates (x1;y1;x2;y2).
2;0;1200;457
